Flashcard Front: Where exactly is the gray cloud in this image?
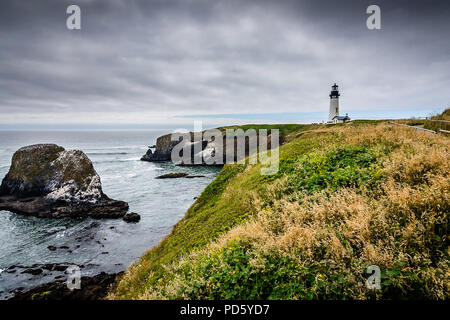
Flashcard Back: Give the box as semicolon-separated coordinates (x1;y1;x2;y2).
0;0;449;127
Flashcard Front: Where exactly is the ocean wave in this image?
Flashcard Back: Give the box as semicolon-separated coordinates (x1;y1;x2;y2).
107;145;145;149
121;157;141;161
87;152;131;155
85;145;147;151
93;157;141;164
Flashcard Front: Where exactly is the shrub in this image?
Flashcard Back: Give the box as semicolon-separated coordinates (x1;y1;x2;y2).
286;146;381;193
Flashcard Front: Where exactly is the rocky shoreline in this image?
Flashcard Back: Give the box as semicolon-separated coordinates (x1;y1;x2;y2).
0;194;129;219
0;141;215;300
0;144;140;299
9;271;123;300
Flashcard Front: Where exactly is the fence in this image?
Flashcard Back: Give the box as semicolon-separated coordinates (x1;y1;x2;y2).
388;121;436;134
424;119;450;134
389;118;450;135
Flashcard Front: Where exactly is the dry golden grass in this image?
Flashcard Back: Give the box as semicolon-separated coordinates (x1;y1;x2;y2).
109;123;449;300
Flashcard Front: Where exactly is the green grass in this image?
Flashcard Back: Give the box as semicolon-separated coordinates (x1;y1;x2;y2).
110;124;319;298
111;125;361;298
110;121;449;300
218;124;312;138
282;146;383;194
157;240;358;299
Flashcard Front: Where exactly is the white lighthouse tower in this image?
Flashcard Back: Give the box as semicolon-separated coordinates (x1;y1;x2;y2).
328;83;340;123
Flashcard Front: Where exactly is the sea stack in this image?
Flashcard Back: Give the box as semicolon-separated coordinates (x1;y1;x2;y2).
0;144;129;219
141;133;178;162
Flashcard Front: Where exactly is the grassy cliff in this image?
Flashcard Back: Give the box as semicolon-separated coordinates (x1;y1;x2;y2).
109;122;449;300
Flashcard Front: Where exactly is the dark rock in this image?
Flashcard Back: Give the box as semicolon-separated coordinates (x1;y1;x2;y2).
123;212;141;223
0;144;129;219
155;172;188;179
53;265;68;272
9;272;123;300
86;222;100;229
141;134;177;162
21;268;43;275
140;148;154;161
47;245;57;251
155;173;205;179
42;264;55;270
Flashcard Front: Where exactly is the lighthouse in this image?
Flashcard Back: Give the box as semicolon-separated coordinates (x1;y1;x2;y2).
327;83;350;123
328;83;340;123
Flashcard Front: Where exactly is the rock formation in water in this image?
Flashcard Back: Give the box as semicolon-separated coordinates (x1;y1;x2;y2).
141;131;277;166
123;212;141;223
0;144;130;219
155;173;206;179
141;133;178;162
155;172;189;179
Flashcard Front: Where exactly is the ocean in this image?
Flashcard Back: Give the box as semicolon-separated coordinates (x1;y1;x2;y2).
0;130;221;299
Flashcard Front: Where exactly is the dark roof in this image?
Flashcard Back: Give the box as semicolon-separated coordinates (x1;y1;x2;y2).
333;115;351;120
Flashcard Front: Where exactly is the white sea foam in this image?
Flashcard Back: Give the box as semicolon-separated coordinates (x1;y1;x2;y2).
87;152;130;155
122;157;140;161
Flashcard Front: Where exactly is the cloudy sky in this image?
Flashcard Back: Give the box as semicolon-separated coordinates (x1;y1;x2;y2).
0;0;449;129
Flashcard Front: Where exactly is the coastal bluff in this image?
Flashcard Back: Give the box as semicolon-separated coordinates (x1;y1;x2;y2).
0;144;129;219
141;130;279;164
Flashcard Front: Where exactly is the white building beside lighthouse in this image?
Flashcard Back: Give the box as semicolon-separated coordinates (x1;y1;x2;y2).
328;83;350;124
